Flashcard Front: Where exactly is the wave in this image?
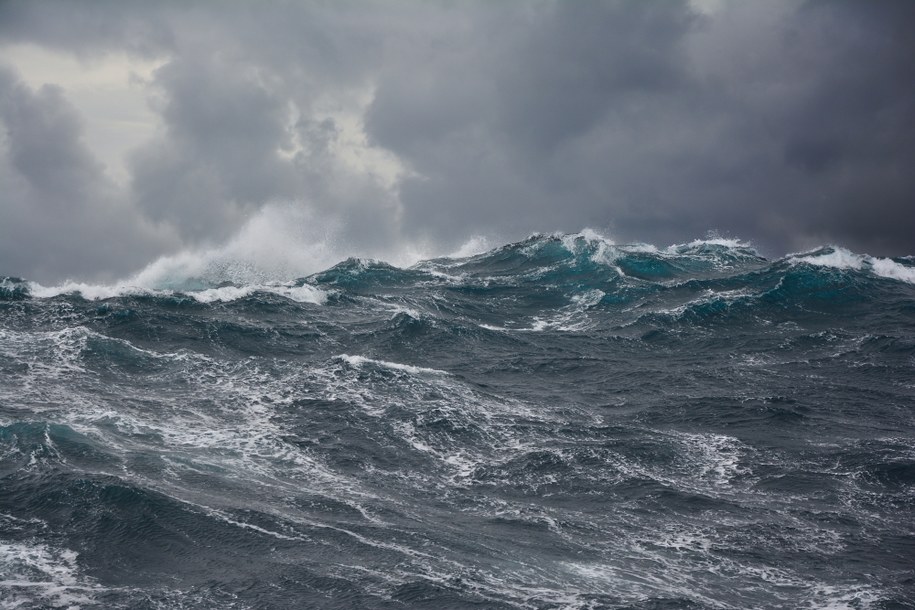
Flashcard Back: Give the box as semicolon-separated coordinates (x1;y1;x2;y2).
788;246;915;285
337;354;450;376
12;278;327;304
3;230;914;608
435;231;766;280
4;232;914;307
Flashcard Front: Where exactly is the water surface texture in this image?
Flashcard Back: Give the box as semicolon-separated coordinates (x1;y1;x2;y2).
2;233;914;609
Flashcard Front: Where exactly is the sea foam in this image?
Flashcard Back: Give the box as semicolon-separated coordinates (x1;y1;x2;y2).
790;246;915;284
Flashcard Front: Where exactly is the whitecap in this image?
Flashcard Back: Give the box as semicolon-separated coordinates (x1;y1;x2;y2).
189;283;327;304
789;246;915;285
559;228;615;255
678;236;751;249
790;246;866;270
870;257;915;284
337;354;450;376
448;235;493;258
27;280;159;300
27;280;327;304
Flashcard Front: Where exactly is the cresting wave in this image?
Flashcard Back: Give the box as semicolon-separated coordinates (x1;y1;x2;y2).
18;279;328;305
4;231;914;306
1;231;914;609
788;245;915;284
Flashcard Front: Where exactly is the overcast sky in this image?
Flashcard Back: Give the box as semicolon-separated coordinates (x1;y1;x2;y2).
1;0;913;282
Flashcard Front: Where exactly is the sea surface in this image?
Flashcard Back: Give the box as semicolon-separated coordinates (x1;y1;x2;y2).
1;233;914;609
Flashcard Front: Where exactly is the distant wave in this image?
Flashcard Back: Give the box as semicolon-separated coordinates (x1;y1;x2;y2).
16;279;327;304
788;245;915;284
3;232;914;306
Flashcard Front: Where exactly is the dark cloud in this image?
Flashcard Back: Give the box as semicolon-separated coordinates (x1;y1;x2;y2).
0;0;173;58
365;1;700;244
367;0;915;255
129;53;299;242
0;0;913;282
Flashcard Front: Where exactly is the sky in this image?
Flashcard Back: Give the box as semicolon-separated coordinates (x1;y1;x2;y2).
0;0;913;283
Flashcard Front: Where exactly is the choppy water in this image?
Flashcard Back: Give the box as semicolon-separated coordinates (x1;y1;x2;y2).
1;233;914;609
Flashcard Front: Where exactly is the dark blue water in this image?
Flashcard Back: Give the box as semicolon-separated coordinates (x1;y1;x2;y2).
2;234;914;609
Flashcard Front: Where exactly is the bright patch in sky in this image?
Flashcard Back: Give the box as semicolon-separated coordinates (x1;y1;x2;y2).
288;86;409;192
689;0;727;16
1;43;163;184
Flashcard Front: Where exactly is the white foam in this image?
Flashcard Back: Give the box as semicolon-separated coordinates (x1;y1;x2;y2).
620;243;660;254
189;283;327;304
133;203;346;287
575;227;615;244
21;202;437;300
870;257;915;284
648;529;714;553
790;246;915;285
673;431;747;487
188;285;257;303
377;303;424;320
0;326;98;384
675;236;752;249
791;247;865;271
589;241;622;267
651;288;755;320
477;323;509;332
27;280;158;300
478;319;549;333
202;507;308;542
27;279;327;304
448;235;493;258
392;422;433;453
0;541;100;608
478;289;604;333
559;228;615;256
560;560;723;607
571;289;604;308
807;584;882;609
338;354;449;376
443;452;477;479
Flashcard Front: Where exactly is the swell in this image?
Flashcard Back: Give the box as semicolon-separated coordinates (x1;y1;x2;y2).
2;233;915;609
6;237;913;309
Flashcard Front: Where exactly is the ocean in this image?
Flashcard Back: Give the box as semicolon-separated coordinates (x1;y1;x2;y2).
1;232;913;609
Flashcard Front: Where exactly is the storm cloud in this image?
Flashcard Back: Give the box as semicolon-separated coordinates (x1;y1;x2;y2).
1;0;913;282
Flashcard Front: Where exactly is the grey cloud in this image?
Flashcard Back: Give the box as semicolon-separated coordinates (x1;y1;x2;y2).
0;0;913;284
364;1;711;246
772;0;915;252
130;54;299;242
0;0;174;58
129;47;402;252
0;1;405;281
0;75;102;200
366;0;915;256
0;66;174;282
493;2;695;152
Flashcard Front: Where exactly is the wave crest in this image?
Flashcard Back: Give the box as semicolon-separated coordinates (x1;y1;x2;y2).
6;229;915;304
789;246;915;285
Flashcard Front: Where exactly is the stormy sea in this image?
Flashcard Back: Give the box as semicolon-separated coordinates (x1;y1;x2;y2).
1;232;914;609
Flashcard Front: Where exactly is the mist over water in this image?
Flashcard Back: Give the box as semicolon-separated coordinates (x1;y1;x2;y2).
2;230;914;609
